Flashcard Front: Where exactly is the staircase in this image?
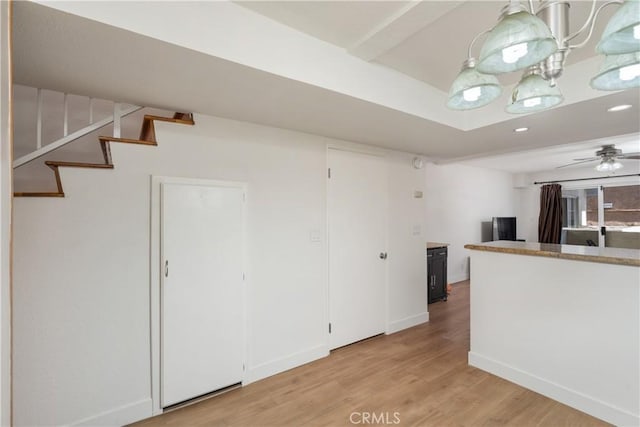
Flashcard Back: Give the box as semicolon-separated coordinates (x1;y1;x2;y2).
13;91;194;197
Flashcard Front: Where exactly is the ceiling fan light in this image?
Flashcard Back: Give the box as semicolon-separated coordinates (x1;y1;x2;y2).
447;59;503;110
476;10;558;74
595;158;623;172
596;0;640;55
505;72;563;114
590;52;640;90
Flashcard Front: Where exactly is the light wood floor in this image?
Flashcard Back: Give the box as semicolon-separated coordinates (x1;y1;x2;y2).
132;281;609;426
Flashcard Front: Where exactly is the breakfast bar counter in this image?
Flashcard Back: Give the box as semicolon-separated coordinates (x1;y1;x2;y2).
464;240;640;267
465;240;639;426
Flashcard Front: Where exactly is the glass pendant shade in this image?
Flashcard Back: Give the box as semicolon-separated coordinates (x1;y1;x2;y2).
590;52;640;90
595;159;623;172
447;59;503;110
506;72;563;114
596;0;640;55
476;11;558;74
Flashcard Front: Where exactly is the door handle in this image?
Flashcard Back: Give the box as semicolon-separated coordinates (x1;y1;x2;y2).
379;252;388;260
165;260;169;278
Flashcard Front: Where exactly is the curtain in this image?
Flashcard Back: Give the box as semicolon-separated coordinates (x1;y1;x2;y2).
538;184;563;244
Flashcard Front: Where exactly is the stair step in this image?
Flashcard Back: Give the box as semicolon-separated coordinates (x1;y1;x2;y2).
14;192;64;197
45;161;113;169
145;114;195;126
17;112;193;197
98;136;157;146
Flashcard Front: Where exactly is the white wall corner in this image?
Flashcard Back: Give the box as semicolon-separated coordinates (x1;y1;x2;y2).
449;273;469;284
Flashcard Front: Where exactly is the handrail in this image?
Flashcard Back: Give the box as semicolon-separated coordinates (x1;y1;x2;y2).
14;104;142;168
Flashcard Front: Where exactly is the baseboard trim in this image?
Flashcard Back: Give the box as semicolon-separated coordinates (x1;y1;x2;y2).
387;312;429;334
449;273;469;284
69;398;152;426
244;345;328;385
468;352;639;426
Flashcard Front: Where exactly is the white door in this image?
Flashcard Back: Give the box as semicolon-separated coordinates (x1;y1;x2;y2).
328;149;387;349
161;182;245;408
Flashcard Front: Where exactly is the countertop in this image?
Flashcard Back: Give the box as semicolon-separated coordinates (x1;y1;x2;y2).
426;242;449;250
464;240;640;267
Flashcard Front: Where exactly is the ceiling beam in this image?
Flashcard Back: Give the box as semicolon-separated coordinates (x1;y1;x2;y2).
347;1;464;62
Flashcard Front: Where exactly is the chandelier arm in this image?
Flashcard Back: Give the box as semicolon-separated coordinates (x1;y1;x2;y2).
566;0;623;49
564;0;598;42
467;28;492;59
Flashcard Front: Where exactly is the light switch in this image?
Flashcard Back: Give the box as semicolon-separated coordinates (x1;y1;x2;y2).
412;225;421;236
310;230;322;242
414;190;423;198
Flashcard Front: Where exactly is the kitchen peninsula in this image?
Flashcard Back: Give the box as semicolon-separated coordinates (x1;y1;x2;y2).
465;240;639;426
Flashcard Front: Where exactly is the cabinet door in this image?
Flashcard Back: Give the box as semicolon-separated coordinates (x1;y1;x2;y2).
430;254;447;302
426;251;433;302
437;249;447;294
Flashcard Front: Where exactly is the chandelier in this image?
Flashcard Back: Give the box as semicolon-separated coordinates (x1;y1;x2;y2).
447;0;640;113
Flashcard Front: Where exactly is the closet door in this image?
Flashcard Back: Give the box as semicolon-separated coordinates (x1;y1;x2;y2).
328;149;387;349
161;182;244;407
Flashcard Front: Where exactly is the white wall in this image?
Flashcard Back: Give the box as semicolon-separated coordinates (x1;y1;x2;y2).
387;152;429;332
425;163;517;283
515;166;640;243
469;249;639;425
13;114;427;426
0;1;12;424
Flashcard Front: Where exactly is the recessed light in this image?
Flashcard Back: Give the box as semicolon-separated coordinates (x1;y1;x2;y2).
607;104;632;112
514;127;529;132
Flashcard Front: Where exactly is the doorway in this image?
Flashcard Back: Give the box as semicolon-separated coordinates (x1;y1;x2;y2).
327;148;388;350
156;178;246;409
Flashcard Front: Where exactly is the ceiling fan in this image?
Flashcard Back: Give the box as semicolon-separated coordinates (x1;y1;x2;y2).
557;144;640;172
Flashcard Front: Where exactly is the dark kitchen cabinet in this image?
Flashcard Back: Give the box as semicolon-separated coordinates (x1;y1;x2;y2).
427;246;447;303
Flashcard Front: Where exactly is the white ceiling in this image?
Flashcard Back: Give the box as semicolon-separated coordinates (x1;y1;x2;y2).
11;1;640;173
238;1;411;49
238;0;615;91
461;133;640;172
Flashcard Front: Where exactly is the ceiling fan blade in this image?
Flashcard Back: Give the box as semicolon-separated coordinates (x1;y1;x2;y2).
570;157;599;162
556;158;600;169
618;152;640;159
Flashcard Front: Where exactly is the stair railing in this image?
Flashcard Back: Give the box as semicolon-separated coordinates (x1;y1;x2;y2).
14;88;142;168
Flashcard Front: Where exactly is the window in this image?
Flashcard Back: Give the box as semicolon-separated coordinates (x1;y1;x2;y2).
561;184;639;249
